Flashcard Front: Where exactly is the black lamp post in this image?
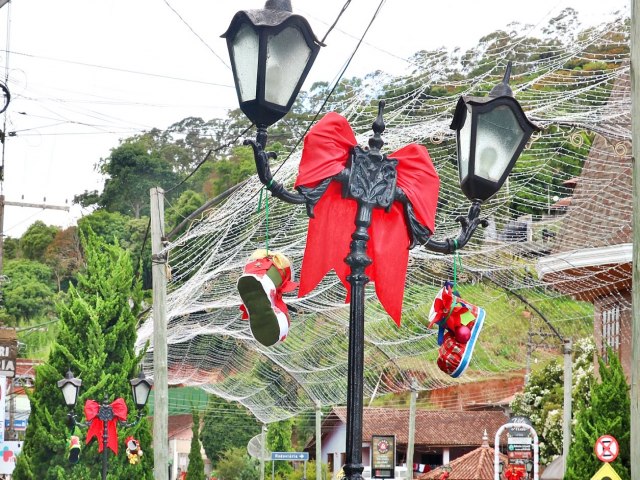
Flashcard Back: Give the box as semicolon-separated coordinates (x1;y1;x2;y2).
224;4;538;479
57;369;153;480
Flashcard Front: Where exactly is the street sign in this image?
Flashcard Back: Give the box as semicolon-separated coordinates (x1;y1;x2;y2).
591;462;622;480
0;330;17;378
594;434;619;463
507;437;533;445
508;416;533;438
508;443;533;452
271;452;309;461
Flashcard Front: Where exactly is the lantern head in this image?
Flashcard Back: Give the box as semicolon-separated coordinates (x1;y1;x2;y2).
450;61;540;202
222;0;323;127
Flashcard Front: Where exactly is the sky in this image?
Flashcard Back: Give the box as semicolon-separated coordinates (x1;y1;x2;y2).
0;0;629;238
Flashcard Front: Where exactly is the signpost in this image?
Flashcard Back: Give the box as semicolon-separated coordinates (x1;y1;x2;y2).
594;435;619;463
591;435;621;480
270;452;309;480
495;422;539;480
0;329;17;378
371;435;396;479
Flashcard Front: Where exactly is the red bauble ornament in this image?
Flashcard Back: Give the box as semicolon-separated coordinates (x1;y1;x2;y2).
455;325;471;343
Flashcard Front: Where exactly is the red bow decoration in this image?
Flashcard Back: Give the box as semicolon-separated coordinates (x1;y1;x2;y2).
84;398;128;454
294;112;440;325
428;283;472;332
505;468;525;480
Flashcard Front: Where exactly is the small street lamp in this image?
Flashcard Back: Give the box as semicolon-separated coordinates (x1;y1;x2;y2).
57;369;152;480
224;3;538;480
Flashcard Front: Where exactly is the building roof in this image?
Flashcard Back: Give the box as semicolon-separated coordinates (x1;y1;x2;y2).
168;414;195;440
329;407;508;447
537;73;632;298
419;431;509;480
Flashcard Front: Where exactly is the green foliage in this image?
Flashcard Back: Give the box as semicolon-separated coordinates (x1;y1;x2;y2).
44;227;83;291
214;447;259;480
267;419;293;477
1;259;56;324
20;221;60;262
565;349;630;479
166;190;205;235
510;337;594;465
186;410;206;480
201;396;261;466
12;231;153;480
97;139;179;218
287;461;328;480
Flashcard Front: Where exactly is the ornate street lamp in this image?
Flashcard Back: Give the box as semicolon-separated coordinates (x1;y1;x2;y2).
58;370;152;480
57;369;82;409
222;0;323;128
450;62;540;203
130;370;153;410
225;4;538;479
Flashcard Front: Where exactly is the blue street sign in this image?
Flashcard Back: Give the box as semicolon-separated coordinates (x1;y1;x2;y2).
271;452;309;461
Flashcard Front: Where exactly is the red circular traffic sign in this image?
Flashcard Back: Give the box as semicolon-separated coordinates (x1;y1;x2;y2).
594;435;619;463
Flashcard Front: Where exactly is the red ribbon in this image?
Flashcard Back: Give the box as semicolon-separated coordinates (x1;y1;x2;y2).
84;398;128;454
294;112;440;325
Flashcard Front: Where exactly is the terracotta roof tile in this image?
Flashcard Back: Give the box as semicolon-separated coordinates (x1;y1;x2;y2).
330;407;508;446
419;443;508;480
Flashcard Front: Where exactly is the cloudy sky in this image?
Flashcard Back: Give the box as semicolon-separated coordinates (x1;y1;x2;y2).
0;0;628;237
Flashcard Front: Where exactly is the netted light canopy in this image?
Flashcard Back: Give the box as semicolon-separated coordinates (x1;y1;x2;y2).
137;12;631;424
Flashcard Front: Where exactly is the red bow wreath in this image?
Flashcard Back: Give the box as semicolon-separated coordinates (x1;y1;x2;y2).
294;112;440;325
84;398;128;454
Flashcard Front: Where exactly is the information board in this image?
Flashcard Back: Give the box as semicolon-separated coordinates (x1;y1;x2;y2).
371;435;396;479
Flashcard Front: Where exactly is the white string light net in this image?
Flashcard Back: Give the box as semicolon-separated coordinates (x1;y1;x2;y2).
137;9;632;423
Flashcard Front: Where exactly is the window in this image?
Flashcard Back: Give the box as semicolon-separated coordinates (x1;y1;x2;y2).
601;304;621;359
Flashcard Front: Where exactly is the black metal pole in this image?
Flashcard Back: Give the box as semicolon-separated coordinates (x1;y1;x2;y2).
343;204;373;480
102;411;109;480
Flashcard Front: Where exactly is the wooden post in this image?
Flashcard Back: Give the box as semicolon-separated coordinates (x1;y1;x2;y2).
316;403;322;480
562;338;572;476
406;379;417;479
151;187;168;480
631;1;640;477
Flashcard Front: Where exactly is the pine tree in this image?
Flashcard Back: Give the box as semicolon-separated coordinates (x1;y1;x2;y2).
565;349;630;479
13;231;153;479
186;409;206;480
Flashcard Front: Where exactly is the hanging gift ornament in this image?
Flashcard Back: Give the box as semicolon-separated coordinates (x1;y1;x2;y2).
427;281;486;378
237;249;299;347
125;437;144;465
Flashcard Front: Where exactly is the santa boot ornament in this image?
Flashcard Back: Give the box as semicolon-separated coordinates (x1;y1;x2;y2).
427;281;485;378
238;250;298;347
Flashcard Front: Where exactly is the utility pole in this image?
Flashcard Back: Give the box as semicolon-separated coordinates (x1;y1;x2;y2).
562;338;572;476
406;379;417;479
150;187;168;480
260;423;267;480
316;403;322;480
630;1;640;478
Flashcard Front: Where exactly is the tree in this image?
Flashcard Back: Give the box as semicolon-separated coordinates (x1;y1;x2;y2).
201;396;261;466
1;259;56;324
510;338;594;465
565;349;630;479
12;231;153;480
97;140;178;218
267;419;293;478
215;447;259;480
44;227;83;291
20;221;60;262
186;409;206;480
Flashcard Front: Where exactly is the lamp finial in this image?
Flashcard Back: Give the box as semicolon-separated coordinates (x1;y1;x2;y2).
489;61;514;98
265;0;292;12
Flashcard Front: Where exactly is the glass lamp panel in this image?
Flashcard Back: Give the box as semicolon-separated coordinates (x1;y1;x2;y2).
457;106;472;182
231;23;259;102
61;383;78;407
474;105;524;182
265;26;311;107
132;382;151;408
